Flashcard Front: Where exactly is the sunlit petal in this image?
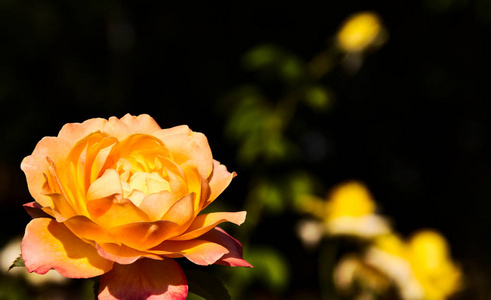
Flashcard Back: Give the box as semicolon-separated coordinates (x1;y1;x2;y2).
21;218;113;278
171;211;246;241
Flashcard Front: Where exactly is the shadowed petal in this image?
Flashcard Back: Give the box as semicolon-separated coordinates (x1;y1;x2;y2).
200;227;253;267
96;243;163;265
171;211;246;241
98;258;187;300
64;215;118;244
151;240;229;266
23;201;53;219
21;218;114;278
109;220;181;250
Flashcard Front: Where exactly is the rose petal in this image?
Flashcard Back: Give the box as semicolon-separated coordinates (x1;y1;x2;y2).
180;161;202;213
154;128;213;178
98;258;187;300
151;240;229;266
21;137;71;208
86;169;123;201
87;197;150;228
21;218;114;278
23;201;53;219
203;160;236;209
63;215;118;244
200;227;253;267
66;131;111;193
161;193;195;228
96;243;163;265
89;137;119;183
171;211;246;241
44;193;77;221
153;125;190;138
109;220;182;250
118;114;162;135
139;191;175;220
57;118;108;145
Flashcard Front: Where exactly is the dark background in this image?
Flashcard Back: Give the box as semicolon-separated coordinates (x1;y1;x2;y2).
1;0;490;298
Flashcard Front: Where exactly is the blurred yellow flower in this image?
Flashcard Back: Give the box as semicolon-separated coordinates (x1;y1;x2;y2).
298;181;391;239
334;254;391;298
336;11;387;53
407;231;462;300
365;230;462;300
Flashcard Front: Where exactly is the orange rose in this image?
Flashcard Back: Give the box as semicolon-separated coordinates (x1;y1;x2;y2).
20;114;251;300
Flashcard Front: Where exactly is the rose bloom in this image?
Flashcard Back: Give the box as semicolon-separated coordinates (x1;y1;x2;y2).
20;114;251;300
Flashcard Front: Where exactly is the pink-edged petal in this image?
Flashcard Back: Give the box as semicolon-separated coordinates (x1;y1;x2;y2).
151;240;229;266
171;211;246;241
23;201;53;219
96;243;163;265
63;215;118;244
200;227;252;267
98;258;188;300
203;160;236;209
86;169;123;201
21;218;114;278
109;220;182;250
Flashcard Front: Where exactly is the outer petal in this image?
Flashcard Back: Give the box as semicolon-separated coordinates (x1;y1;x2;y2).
170;211;246;241
57;118;108;145
151;240;229;266
203;160;237;209
21;137;72;208
154;128;213;178
200;227;253;267
23;201;53;219
107;114;162;138
21;218;114;278
96;243;163;265
98;258;188;300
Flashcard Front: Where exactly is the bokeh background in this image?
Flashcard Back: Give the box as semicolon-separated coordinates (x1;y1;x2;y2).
0;0;490;299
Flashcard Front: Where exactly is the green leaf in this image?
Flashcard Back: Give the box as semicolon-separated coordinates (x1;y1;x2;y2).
242;44;284;70
186;270;231;300
252;181;285;214
91;276;101;300
303;85;332;112
8;255;24;271
246;246;290;293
